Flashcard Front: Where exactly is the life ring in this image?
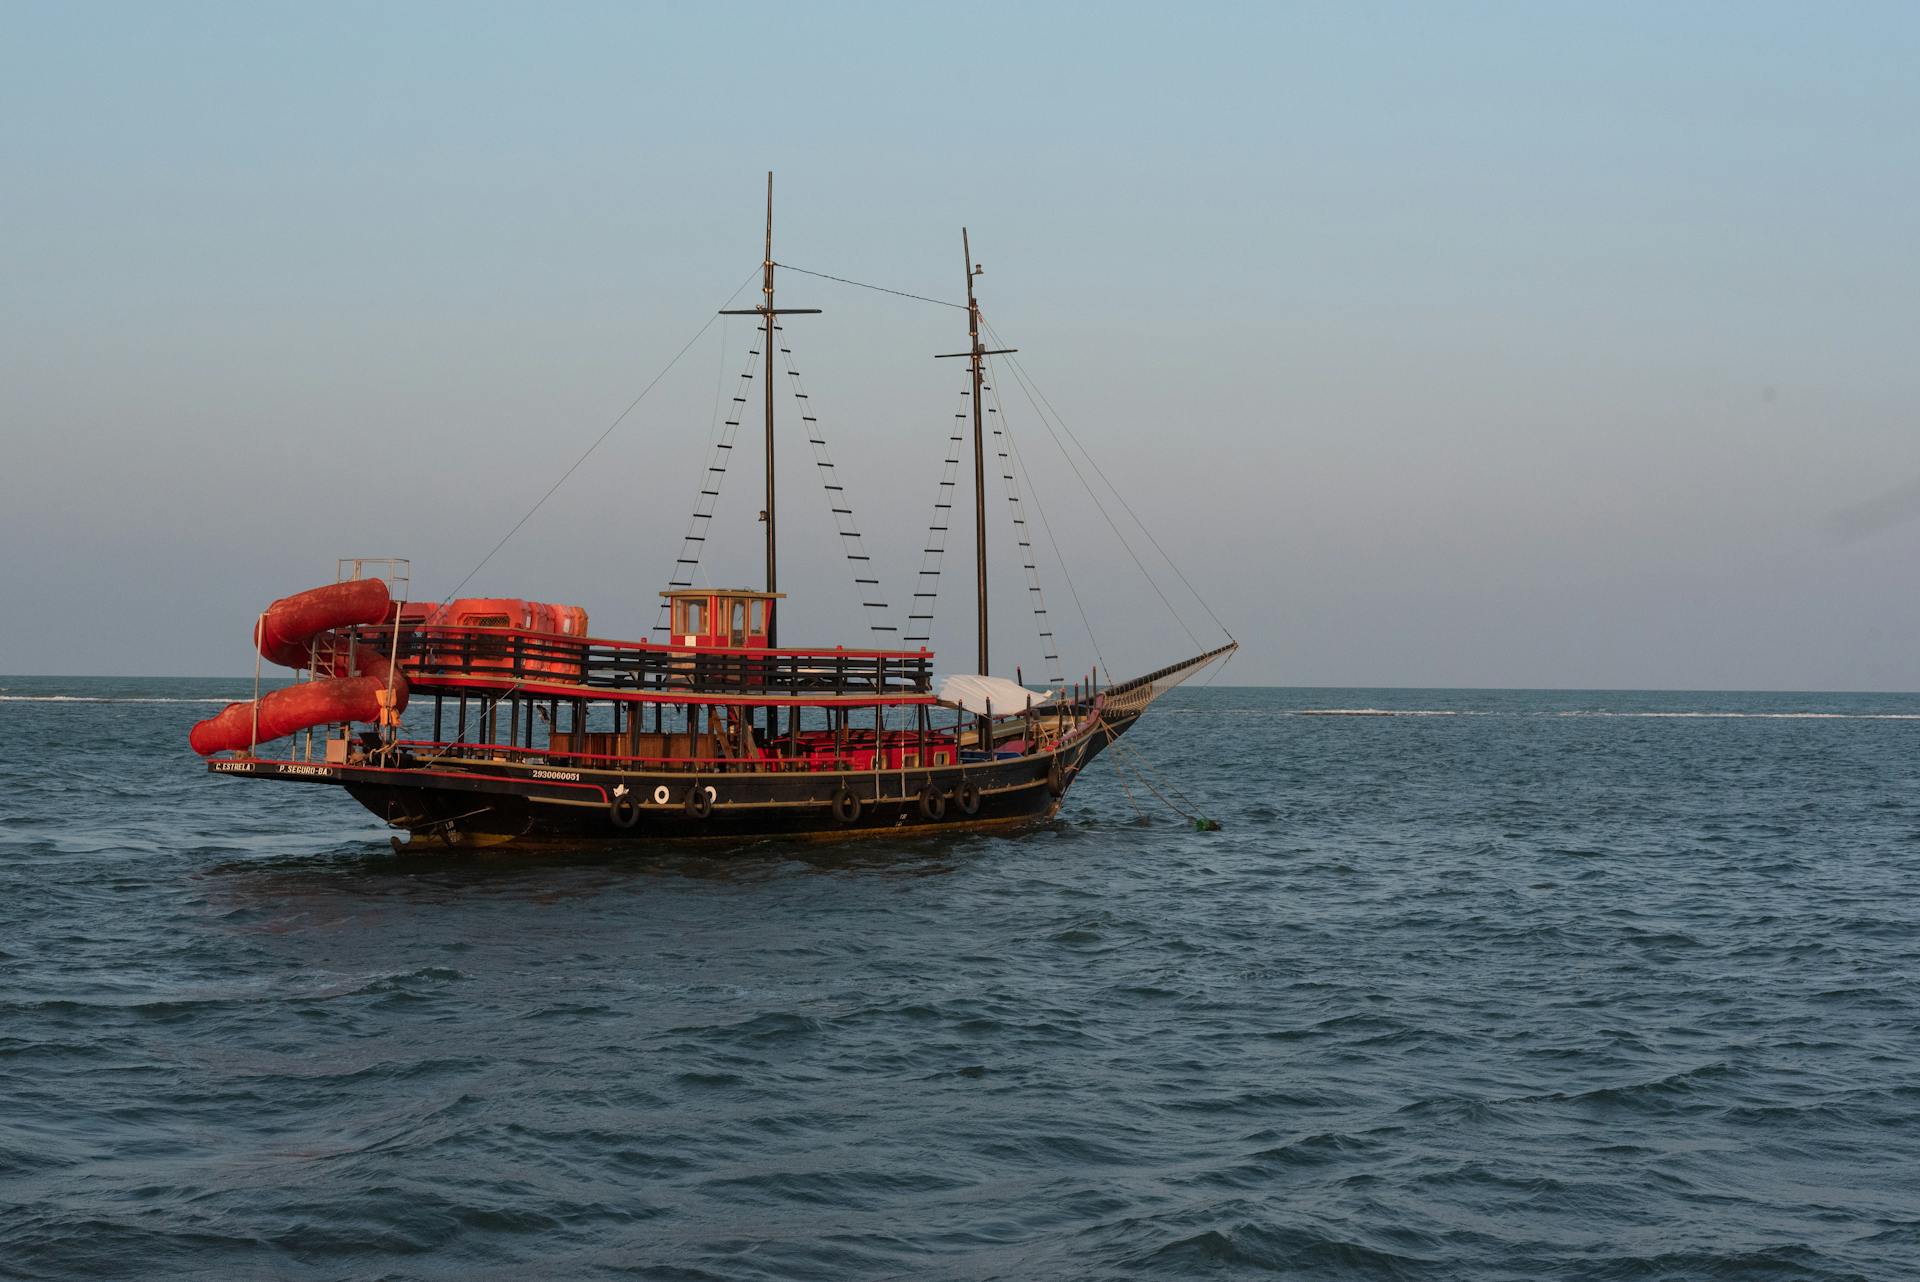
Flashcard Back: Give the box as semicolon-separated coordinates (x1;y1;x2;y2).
1046;759;1068;797
918;784;946;821
954;780;982;816
609;794;641;828
652;784;671;805
832;786;862;824
684;784;715;819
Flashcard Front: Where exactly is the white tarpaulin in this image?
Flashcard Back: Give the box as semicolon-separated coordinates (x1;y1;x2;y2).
937;675;1054;717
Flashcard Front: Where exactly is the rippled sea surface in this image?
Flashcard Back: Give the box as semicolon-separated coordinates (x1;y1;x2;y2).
3;678;1918;1280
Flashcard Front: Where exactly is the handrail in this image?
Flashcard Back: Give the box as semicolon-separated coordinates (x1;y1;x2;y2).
349;622;934;700
396;732;958;772
400;622;930;661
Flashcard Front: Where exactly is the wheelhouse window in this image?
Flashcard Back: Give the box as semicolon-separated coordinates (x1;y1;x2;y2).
677;598;708;636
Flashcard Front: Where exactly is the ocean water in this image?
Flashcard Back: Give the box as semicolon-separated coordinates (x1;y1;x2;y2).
2;676;1917;1281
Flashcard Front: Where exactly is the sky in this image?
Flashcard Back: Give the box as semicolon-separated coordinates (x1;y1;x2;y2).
3;2;1917;688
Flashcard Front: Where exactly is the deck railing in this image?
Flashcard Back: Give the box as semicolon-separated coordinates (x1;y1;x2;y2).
394;730;954;774
349;624;933;700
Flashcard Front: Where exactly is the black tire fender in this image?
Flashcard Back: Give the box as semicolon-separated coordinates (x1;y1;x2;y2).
918;784;946;821
1046;758;1068;797
832;786;863;824
609;793;642;828
684;784;715;820
955;779;982;816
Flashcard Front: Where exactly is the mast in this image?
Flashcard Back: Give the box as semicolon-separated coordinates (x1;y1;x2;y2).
763;176;776;620
720;172;817;646
965;229;987;677
938;231;1015;676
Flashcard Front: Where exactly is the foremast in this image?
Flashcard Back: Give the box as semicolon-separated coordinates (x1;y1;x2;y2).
720;171;818;648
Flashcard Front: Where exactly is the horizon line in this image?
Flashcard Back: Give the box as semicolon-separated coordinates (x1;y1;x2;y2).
5;674;1920;697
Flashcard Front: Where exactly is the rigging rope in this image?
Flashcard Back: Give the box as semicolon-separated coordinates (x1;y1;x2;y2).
770;262;966;310
984;358;1107;677
441;268;759;606
979;374;1065;685
903;387;970;647
777;334;896;638
653;340;761;635
703;312;736;453
984;338;1203;650
983;317;1234;645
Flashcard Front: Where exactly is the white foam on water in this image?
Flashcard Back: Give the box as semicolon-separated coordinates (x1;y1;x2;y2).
1554;711;1920;720
1295;708;1463;717
1280;707;1920;721
0;695;238;705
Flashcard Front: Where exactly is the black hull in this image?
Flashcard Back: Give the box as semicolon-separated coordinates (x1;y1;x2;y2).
210;711;1140;848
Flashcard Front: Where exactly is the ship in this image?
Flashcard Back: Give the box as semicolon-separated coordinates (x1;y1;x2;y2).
191;178;1236;847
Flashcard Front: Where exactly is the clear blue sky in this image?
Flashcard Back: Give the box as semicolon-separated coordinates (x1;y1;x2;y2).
3;2;1917;687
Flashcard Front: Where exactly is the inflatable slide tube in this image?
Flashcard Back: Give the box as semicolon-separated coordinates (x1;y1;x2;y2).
189;676;400;756
253;579;393;669
192;580;409;756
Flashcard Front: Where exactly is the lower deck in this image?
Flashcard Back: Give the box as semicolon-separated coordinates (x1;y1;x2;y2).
209;708;1130;846
386;681;1070;775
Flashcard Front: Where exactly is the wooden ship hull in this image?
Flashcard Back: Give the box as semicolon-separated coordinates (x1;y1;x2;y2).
217;707;1124;846
202;621;1229;848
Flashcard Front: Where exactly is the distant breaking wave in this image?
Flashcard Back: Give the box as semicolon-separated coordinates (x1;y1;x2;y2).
1554;710;1920;721
1295;708;1466;717
1277;708;1920;720
0;695;239;705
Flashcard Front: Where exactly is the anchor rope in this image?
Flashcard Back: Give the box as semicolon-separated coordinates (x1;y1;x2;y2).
1099;720;1216;827
1112;758;1150;821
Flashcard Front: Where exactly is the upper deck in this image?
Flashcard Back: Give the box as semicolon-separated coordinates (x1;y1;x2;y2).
357;621;935;707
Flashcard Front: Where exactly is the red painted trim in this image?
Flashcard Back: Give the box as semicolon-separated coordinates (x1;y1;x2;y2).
396;740;741;768
402;623;930;662
391;732;963;772
405;672;938;708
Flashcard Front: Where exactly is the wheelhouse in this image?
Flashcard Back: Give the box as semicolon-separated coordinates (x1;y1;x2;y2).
664;588;779;649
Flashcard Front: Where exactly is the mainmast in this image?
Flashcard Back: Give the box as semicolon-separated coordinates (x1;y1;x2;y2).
939;229;1015;676
720;171;817;646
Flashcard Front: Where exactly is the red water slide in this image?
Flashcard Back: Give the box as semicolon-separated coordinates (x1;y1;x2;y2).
190;580;411;755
